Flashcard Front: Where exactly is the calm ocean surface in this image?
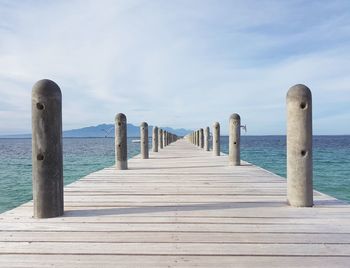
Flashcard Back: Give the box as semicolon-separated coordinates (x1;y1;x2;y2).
0;136;349;213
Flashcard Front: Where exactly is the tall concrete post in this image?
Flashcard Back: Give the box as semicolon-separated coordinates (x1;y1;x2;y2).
196;130;200;147
32;79;63;218
140;122;149;159
153;126;159;152
213;122;220;156
287;84;313;207
204;127;210;151
229;114;241;166
115;113;128;170
163;131;167;147
159;129;163;149
199;128;204;148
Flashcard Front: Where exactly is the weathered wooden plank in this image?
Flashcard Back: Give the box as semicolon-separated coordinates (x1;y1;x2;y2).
1;231;350;244
1;255;349;268
1;241;350;256
0;222;348;233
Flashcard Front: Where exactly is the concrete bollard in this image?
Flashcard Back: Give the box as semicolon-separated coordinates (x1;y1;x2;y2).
153;126;159;152
199;128;204;148
163;131;167;147
32;79;63;218
213;122;220;156
287;84;313;207
229;113;241;166
196;130;200;147
115;113;128;170
140;122;149;159
159;129;163;149
204;127;210;151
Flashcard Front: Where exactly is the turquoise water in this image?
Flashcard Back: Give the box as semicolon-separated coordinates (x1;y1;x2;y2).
0;136;349;213
220;136;350;202
0;138;142;213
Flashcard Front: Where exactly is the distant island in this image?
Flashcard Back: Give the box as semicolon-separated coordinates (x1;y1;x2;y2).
0;124;192;138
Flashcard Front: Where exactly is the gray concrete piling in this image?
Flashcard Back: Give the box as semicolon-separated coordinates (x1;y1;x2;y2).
196;130;200;147
204;127;210;151
200;128;204;148
213;122;220;156
229;114;241;166
163;131;167;147
140;122;149;159
32;79;63;218
159;129;163;149
287;84;313;207
153;126;159;152
115;113;128;170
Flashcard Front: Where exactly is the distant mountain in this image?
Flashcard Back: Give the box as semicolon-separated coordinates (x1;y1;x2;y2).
0;124;191;138
63;124;191;137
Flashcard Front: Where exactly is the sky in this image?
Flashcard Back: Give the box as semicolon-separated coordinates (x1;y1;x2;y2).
0;0;349;135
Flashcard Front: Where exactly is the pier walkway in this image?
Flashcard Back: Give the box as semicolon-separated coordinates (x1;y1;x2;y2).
1;139;350;267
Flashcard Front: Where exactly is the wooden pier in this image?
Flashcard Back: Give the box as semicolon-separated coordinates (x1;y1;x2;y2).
1;139;350;267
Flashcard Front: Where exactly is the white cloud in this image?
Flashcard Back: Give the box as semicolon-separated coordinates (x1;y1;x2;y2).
0;0;349;135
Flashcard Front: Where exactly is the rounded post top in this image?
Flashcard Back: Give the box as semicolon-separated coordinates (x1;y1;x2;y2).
230;113;240;120
153;126;158;130
287;84;312;101
32;79;61;98
200;128;203;131
140;122;148;128
115;113;126;122
213;122;220;128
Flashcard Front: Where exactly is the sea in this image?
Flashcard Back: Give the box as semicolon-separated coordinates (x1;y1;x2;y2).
0;136;349;213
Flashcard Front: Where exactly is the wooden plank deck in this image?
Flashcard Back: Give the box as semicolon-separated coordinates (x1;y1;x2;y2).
1;139;350;267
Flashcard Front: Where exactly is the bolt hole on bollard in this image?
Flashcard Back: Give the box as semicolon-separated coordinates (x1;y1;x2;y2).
32;79;64;219
287;84;313;207
115;113;128;170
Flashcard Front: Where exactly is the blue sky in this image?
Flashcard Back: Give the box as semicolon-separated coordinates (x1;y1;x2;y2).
0;0;349;135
